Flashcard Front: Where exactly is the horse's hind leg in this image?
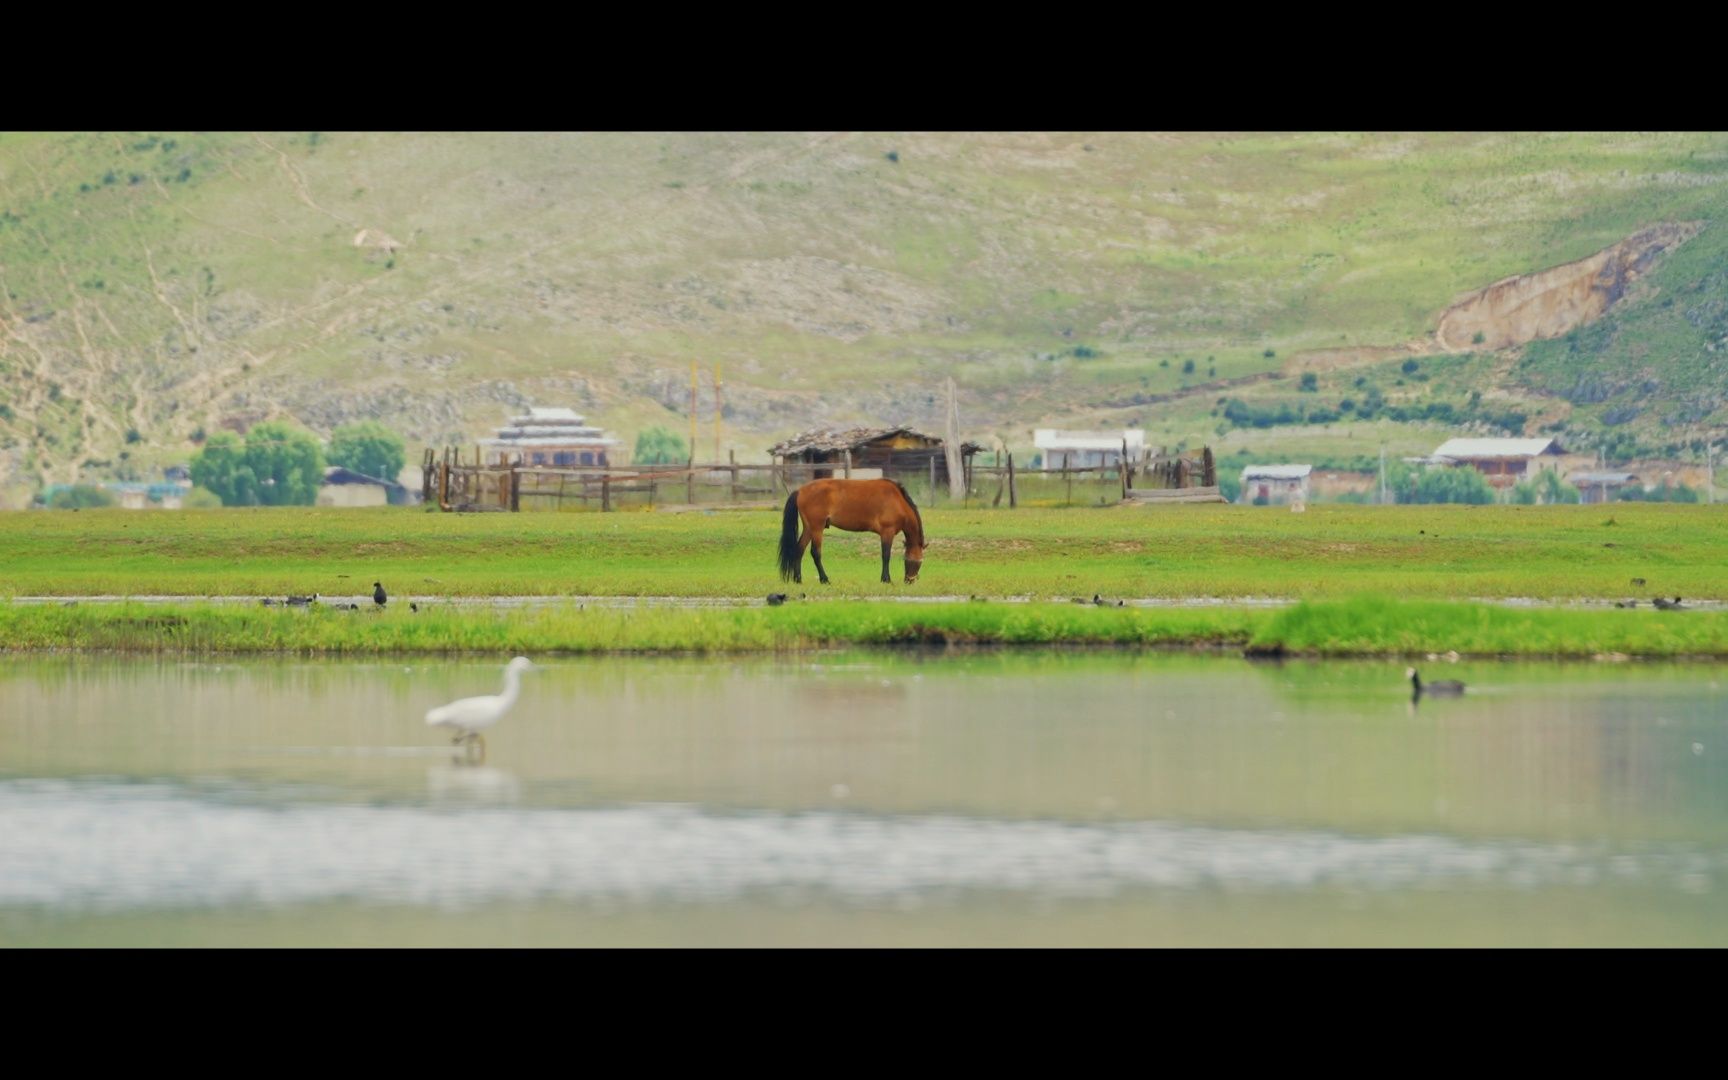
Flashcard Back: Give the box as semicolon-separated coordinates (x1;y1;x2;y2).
879;533;893;583
809;527;831;584
793;530;810;584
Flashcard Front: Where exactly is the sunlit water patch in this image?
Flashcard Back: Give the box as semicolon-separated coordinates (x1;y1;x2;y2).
2;778;1719;914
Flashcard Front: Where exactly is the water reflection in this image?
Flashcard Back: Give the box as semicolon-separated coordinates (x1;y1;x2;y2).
426;763;521;805
2;651;1726;945
2;777;1719;914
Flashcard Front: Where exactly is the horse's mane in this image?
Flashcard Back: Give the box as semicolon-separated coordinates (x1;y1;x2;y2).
891;480;924;543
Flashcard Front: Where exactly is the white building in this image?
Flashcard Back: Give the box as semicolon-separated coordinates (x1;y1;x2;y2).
479;407;621;467
1240;464;1311;505
1033;429;1146;470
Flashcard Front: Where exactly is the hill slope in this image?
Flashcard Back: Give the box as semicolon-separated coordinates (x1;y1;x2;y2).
2;131;1726;503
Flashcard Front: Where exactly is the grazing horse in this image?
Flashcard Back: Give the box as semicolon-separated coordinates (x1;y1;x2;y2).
778;478;926;585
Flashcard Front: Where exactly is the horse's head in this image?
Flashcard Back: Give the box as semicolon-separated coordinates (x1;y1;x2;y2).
904;540;924;584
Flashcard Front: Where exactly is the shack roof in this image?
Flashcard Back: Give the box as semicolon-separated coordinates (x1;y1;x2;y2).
1432;437;1562;460
1241;464;1312;480
1568;471;1639;485
769;426;981;456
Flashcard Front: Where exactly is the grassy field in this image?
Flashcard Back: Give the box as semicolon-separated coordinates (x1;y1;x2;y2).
3;595;1725;658
1;504;1723;601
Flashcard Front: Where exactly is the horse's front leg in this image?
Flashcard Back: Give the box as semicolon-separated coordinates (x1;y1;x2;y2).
879;533;894;583
810;528;831;584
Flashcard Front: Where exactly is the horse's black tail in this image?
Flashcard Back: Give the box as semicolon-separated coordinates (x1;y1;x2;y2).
892;480;924;543
777;490;802;581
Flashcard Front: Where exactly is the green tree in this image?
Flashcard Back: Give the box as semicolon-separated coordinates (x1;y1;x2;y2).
1534;468;1581;505
48;484;115;509
633;425;689;465
244;422;326;505
182;486;224;508
1388;462;1497;504
328;421;406;483
190;432;259;506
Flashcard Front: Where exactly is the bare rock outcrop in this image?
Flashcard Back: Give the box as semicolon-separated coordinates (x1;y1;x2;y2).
1435;222;1700;351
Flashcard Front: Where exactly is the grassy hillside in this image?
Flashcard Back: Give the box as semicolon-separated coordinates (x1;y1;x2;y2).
3;132;1727;504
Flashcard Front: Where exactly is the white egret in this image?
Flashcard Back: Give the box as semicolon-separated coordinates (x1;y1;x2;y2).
426;657;534;752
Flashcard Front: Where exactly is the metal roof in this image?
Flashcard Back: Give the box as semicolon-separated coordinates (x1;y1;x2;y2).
1240;464;1312;480
769;426;981;456
1033;429;1147;451
323;466;405;490
1568;471;1639;485
491;425;610;439
479;436;620;449
1432;437;1561;460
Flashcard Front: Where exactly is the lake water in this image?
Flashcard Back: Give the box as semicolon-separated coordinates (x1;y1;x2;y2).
2;651;1725;947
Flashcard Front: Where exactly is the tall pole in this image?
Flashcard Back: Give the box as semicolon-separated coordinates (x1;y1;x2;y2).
944;376;964;500
1379;443;1387;505
1709;440;1716;505
713;364;723;463
689;362;698;463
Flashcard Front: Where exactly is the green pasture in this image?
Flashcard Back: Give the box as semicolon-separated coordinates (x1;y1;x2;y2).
0;504;1722;602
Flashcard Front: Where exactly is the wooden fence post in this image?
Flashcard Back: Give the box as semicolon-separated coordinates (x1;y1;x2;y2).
1203;446;1216;488
1007;452;1017;509
1066;466;1074;507
602;476;611;512
729;449;738;503
509;463;521;512
844;449;852;479
687;454;695;504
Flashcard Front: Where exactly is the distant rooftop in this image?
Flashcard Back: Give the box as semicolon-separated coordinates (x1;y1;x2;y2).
1432;437;1562;460
1568;471;1639;485
323;466;405;491
770;426;981;456
1241;464;1312;480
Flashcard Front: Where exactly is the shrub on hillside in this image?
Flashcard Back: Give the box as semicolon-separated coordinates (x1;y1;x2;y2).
633;426;689;465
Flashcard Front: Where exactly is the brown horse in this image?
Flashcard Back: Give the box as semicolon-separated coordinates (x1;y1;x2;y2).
778;478;926;585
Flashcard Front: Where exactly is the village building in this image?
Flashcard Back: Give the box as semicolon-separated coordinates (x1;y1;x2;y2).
1429;437;1565;488
317;466;416;508
1033;429;1147;470
1568;470;1641;504
480;407;620;468
769;426;981;486
1240;464;1312;505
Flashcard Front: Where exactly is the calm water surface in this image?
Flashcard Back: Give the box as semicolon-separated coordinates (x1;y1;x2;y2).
2;651;1724;946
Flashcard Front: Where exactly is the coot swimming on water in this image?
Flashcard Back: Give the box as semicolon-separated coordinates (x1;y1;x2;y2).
1407;667;1465;697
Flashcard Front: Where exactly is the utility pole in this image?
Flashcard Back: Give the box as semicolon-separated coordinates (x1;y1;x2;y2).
1378;443;1387;505
1709;440;1717;505
689;363;698;462
713;364;723;463
944;376;965;500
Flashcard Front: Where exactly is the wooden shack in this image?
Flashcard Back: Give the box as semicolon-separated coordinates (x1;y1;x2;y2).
769;426;982;487
1431;437;1565;488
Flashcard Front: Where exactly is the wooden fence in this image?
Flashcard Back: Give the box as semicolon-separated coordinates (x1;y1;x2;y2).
421;445;1217;512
